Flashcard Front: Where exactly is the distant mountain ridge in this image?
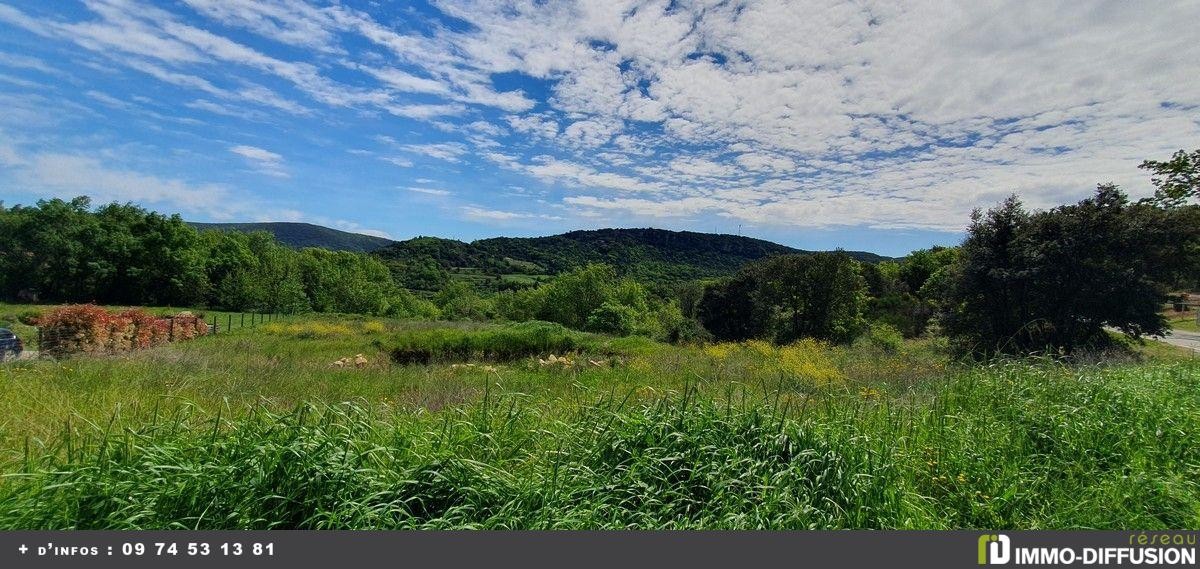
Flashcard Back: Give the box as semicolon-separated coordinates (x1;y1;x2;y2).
190;222;890;284
189;222;394;253
375;227;890;285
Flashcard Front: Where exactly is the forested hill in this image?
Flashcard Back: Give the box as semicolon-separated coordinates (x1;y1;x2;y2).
189;221;891;285
374;228;890;284
188;222;394;253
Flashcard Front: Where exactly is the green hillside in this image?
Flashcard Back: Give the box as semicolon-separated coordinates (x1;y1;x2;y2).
189;222;890;288
189;222;394;253
374;228;889;287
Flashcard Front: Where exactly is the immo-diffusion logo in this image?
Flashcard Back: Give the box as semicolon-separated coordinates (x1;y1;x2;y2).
977;533;1197;566
979;534;1011;565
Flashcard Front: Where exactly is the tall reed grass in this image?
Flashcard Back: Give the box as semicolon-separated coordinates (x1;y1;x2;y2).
1;359;1195;529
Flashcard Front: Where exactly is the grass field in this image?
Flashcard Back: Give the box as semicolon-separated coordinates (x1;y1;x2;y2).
0;307;1197;529
1167;311;1199;332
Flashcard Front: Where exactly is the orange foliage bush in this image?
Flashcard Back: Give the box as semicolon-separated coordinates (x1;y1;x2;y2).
120;309;170;349
38;305;206;356
36;304;111;355
168;312;209;342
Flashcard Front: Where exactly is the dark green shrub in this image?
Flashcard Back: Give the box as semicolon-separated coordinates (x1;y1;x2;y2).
858;323;904;353
698;253;868;344
385;322;588;364
586;302;639;336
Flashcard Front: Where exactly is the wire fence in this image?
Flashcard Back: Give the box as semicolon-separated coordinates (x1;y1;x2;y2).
208;311;282;334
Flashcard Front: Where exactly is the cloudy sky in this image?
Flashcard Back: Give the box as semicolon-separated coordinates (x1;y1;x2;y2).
0;0;1197;255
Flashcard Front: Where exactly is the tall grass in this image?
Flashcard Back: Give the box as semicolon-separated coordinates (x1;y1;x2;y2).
1;359;1196;529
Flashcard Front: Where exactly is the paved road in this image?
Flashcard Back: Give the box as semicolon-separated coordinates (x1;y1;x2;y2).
1158;330;1200;353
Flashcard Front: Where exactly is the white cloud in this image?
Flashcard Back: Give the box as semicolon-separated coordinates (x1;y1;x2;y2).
0;53;63;76
383;103;466;119
1;145;242;219
399;142;468;162
5;0;1199;234
669;157;737;179
0;140;24;167
379;156;413;168
735;152;797;173
179;0;343;53
405;187;451;196
561;118;623;147
525;156;663;193
507;114;559;139
230;144;287;178
186;99;268;121
461;205;562;222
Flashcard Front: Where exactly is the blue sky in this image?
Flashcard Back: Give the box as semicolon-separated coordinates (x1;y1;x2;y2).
0;0;1197;256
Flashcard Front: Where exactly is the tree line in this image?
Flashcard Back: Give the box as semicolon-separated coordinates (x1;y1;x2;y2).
699;150;1199;356
2;148;1197;356
0;197;435;317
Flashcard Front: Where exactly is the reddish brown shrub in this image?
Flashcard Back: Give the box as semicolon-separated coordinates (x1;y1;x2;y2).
119;309;169;349
168;312;209;341
37;304;111;356
38;305;205;357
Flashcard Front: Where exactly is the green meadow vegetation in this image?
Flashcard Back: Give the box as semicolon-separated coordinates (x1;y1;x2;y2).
0;315;1196;529
1166;311;1199;333
0;149;1198;529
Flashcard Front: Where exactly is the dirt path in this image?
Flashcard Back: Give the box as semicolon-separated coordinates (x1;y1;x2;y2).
1158;330;1200;353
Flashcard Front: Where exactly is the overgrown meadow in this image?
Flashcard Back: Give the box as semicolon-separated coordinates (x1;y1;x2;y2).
1;311;1196;529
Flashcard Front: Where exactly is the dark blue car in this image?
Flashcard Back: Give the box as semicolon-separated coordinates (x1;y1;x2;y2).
0;328;22;361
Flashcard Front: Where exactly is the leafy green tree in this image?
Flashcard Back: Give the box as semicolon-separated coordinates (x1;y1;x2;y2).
490;264;662;336
200;231;257;306
863;247;957;338
387;255;449;291
899;247;957;298
386;289;441;319
297;249;398;315
492;287;544;322
0;197;99;302
867;293;932;338
698;253;868;344
1140;148;1200;207
535;264;623;330
754;253;868;344
0;195;456;318
697;272;767;341
862;260;904;298
432;280;492;320
243;232;309;313
586;301;640;336
938;186;1196;355
0;197;206;306
92;203;208;306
